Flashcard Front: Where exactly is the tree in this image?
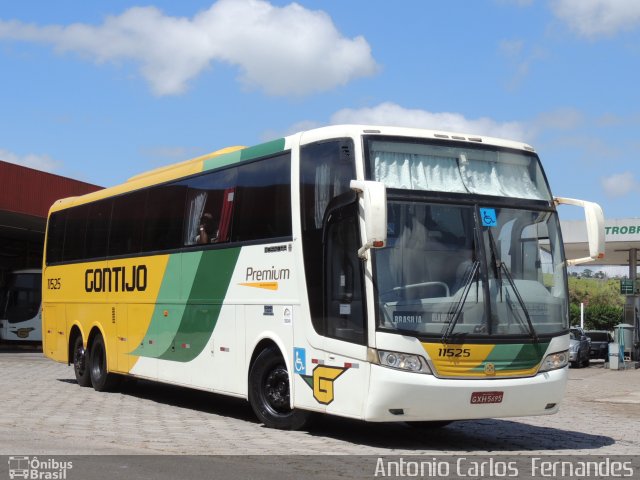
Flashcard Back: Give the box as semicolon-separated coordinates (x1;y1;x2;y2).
568;277;624;330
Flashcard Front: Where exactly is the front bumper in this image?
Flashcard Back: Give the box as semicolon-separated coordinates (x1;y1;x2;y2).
364;364;568;422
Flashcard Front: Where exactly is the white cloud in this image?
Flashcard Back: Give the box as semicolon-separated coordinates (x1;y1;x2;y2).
0;0;378;96
327;102;529;141
0;148;61;172
532;107;584;131
499;39;525;57
550;0;640;38
498;39;547;91
601;172;638;197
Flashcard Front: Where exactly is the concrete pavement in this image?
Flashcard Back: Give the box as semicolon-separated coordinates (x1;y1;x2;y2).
0;350;639;456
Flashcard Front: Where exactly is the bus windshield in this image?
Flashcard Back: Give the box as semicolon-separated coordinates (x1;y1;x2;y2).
1;272;42;323
368;138;552;201
366;137;568;339
373;202;568;338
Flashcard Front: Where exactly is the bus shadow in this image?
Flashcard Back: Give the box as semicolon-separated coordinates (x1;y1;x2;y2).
55;376;258;423
308;416;616;452
118;378;258;423
55;377;615;453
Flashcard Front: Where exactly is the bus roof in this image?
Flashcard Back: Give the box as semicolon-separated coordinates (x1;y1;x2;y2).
48;125;536;213
298;124;535;152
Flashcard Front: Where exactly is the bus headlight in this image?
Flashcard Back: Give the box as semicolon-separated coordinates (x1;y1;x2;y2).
377;350;432;374
538;350;569;372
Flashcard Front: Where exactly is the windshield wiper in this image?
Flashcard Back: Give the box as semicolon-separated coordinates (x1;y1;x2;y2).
486;230;538;342
442;261;479;343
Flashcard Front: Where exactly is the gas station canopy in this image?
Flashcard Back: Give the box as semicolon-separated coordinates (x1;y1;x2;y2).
561;218;640;267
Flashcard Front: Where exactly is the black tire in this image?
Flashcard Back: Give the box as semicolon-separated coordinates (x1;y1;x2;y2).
89;334;120;392
407;421;454;429
248;347;311;430
72;335;91;387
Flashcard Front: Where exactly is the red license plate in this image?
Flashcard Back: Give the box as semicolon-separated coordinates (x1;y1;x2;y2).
470;391;504;404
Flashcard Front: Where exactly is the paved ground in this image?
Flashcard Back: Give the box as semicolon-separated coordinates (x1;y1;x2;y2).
1;347;639;456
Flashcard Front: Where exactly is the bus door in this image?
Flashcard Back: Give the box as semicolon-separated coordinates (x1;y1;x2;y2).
317;197;370;418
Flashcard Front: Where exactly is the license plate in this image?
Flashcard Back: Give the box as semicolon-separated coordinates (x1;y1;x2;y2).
470;391;504;404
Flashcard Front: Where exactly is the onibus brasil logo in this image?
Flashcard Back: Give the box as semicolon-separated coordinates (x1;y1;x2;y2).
8;456;73;480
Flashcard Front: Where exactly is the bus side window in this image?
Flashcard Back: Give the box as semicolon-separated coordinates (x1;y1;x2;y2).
46;211;67;264
142;184;187;252
109;190;147;257
232;153;292;242
182;167;238;246
85;199;112;260
62;204;89;262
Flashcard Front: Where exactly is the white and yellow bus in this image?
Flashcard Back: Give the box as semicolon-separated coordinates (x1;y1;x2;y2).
1;269;42;342
42;125;604;430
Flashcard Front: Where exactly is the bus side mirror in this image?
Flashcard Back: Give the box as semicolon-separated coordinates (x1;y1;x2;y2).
554;197;605;266
350;180;387;259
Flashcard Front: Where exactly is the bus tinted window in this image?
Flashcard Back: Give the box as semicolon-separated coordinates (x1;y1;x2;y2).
85;199;112;259
182;167;238;246
46;211;66;264
142;184;187;252
109;190;147;256
231;153;291;242
63;205;89;262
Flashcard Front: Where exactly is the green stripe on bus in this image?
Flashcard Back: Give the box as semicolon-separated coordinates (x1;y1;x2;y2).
508;341;550;370
203;149;242;171
202;138;285;172
239;138;285;161
131;254;183;357
158;247;241;362
469;342;550;372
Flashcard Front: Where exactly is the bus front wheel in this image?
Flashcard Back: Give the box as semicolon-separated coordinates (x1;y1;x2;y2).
72;335;91;387
89;334;120;392
248;347;311;430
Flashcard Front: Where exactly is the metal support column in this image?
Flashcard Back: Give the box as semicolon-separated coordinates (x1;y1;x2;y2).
626;249;640;361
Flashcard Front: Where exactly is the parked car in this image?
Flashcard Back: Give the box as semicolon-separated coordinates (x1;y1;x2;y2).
569;327;590;368
585;330;613;360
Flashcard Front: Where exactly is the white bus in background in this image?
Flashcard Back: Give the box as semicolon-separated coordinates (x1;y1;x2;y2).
0;269;42;342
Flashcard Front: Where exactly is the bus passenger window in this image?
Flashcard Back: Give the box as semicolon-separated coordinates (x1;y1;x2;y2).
142;184;187;252
232;153;292;242
182;168;237;246
109;190;146;256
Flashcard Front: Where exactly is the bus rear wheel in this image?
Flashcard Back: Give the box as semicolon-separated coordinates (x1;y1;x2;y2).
72;335;91;387
248;347;311;430
89;334;120;392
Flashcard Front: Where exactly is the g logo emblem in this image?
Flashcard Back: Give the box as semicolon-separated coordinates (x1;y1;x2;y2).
484;362;496;376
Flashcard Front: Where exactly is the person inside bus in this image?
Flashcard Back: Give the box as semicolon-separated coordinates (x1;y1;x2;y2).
196;212;215;244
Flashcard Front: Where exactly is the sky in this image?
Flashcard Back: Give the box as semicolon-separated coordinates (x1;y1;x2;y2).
1;0;640;224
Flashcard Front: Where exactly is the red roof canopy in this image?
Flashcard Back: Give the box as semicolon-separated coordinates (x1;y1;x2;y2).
0;160;102;219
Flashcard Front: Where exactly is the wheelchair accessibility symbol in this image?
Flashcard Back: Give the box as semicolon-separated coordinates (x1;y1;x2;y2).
293;347;306;375
480;208;497;227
